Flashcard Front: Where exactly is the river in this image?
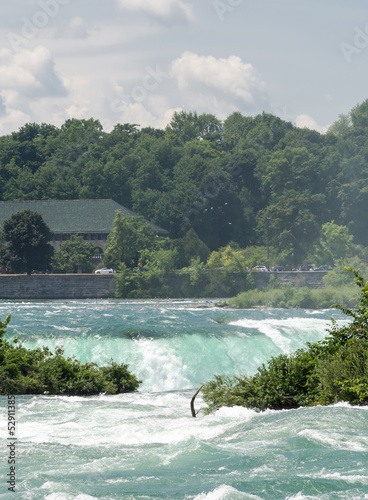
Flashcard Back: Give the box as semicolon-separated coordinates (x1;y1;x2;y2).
0;299;367;499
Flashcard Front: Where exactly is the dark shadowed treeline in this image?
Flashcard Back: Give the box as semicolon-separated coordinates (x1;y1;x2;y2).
1;100;368;263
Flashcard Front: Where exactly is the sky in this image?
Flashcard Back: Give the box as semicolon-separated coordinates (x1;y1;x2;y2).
0;0;367;136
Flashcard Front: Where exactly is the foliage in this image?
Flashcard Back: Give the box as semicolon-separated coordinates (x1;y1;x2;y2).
0;315;141;395
178;257;209;297
314;221;354;266
2;101;368;260
207;244;270;273
0;209;54;274
203;268;368;412
115;263;168;299
227;284;358;310
0;101;367;254
52;235;97;273
316;339;368;404
103;212;157;269
323;257;368;287
257;189;326;267
172;228;210;268
114;251;251;299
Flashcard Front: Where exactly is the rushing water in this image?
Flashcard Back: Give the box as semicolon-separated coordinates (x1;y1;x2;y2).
1;299;368;499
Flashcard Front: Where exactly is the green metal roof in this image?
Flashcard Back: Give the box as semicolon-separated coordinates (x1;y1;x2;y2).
0;199;168;235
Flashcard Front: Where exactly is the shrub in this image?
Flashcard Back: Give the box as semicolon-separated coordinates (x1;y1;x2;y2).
202;350;318;413
0;315;141;396
316;339;368;405
228;284;359;309
202;267;368;412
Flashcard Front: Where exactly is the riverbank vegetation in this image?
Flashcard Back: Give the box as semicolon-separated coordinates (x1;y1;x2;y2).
226;258;368;308
1;101;368;300
202;268;368;412
1;100;368;269
226;284;359;309
105;217;366;304
0;315;141;396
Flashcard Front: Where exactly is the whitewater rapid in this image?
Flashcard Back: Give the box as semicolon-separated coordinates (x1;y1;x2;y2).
1;300;366;500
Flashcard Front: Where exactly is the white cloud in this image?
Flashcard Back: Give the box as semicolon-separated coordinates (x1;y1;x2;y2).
170;52;268;116
116;0;195;23
0;45;68;134
0;45;66;99
0;104;31;136
60;17;92;39
0;94;6;116
295;114;328;133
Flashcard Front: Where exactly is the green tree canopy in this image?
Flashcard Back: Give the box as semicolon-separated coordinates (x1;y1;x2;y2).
315;221;354;266
103;212;157;269
52;235;97;273
257;190;326;266
0;209;54;274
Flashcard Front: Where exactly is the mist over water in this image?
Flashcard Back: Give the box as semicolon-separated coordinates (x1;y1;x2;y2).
0;300;367;499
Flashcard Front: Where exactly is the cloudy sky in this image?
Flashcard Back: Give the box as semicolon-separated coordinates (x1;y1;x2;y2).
0;0;367;135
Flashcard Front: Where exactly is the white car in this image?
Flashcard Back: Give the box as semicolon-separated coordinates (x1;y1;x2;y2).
253;266;268;272
95;268;116;274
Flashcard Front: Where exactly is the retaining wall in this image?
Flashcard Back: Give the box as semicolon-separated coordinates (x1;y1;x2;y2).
249;271;327;290
0;274;116;300
0;271;328;300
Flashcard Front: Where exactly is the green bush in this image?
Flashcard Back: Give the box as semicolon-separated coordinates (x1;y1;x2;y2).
202;267;368;412
316;339;368;405
228;284;358;309
202;350;318;413
0;315;141;396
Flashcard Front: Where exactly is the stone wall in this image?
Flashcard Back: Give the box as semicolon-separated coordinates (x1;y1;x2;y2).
249;271;327;290
0;271;328;300
0;275;116;300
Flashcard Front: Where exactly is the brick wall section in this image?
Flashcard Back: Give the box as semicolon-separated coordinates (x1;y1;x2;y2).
0;271;327;300
0;275;116;300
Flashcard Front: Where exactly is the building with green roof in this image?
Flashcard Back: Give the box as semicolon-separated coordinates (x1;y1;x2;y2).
0;199;168;257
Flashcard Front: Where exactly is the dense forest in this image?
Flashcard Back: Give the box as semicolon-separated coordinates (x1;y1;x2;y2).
1;99;368;267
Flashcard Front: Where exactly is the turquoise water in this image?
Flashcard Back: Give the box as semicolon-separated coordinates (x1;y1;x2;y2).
1;300;368;499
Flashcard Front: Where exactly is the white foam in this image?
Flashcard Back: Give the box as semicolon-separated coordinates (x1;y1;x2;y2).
229;318;292;352
306;471;368;485
298;429;368;451
135;338;192;392
210;405;258;420
193;484;262;499
44;494;98;500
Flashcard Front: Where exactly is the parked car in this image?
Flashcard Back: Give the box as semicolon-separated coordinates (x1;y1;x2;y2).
95;268;116;274
299;265;314;271
253;266;268;272
314;266;333;271
271;266;285;271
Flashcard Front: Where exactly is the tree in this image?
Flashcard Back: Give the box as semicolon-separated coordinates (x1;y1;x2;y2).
315;221;354;266
165;110;222;144
103;212;157;269
52;235;97;273
0;210;53;274
172;228;210;268
327;113;352;138
257;190;326;266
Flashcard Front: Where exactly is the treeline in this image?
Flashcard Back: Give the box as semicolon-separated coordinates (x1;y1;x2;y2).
1;100;368;265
